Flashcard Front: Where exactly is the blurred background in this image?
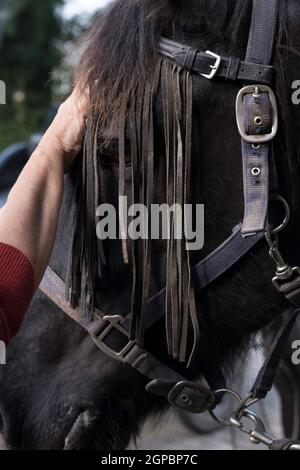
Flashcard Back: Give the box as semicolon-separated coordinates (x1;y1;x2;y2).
0;0;112;151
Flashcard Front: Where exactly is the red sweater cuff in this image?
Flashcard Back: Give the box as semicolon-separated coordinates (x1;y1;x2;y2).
0;243;34;344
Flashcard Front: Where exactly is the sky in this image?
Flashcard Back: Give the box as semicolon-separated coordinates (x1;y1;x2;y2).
63;0;113;18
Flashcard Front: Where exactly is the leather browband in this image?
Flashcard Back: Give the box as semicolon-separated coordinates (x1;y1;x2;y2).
159;37;275;85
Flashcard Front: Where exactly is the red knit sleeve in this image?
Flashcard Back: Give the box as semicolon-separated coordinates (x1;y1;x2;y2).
0;243;34;344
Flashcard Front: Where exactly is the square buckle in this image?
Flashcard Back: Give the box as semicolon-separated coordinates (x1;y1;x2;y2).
92;315;139;363
236;85;278;144
200;51;222;80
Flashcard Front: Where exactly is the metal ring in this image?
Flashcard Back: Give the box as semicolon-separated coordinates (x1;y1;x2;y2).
269;195;291;235
254;116;263;126
209;389;243;426
233;393;260;421
251;167;261;177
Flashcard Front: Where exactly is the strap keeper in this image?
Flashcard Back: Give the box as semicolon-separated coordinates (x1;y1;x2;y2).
226;57;240;81
183;46;198;71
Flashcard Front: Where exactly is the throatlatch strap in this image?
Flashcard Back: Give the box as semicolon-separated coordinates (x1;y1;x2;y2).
240;0;279;236
246;0;279;65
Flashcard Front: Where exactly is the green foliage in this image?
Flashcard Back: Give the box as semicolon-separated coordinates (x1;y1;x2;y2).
0;0;89;151
3;0;64;106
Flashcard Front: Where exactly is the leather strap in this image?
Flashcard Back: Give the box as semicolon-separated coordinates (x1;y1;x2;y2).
159;37;275;85
193;225;263;292
277;273;300;307
251;308;300;400
241;139;270;235
270;439;300;451
240;0;279;236
246;0;279;65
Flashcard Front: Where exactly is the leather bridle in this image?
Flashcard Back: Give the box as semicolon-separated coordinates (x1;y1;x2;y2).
40;0;300;450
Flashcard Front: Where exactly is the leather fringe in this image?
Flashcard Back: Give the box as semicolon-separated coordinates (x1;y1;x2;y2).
129;60;162;345
161;60;200;366
129;58;199;364
68;57;200;366
67;115;107;318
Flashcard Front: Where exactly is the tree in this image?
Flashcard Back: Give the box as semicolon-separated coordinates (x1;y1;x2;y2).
0;0;66;148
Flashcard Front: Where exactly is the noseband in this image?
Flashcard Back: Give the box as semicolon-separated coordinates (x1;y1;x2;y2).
40;0;300;450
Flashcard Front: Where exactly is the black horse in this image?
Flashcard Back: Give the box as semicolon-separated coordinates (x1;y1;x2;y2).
1;0;300;450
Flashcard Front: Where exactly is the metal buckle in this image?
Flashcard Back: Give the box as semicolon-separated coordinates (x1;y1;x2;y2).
200;51;222;79
91;315;142;365
168;381;215;414
236;85;278;143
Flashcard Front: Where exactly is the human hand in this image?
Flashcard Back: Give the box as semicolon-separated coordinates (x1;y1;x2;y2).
39;86;90;170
